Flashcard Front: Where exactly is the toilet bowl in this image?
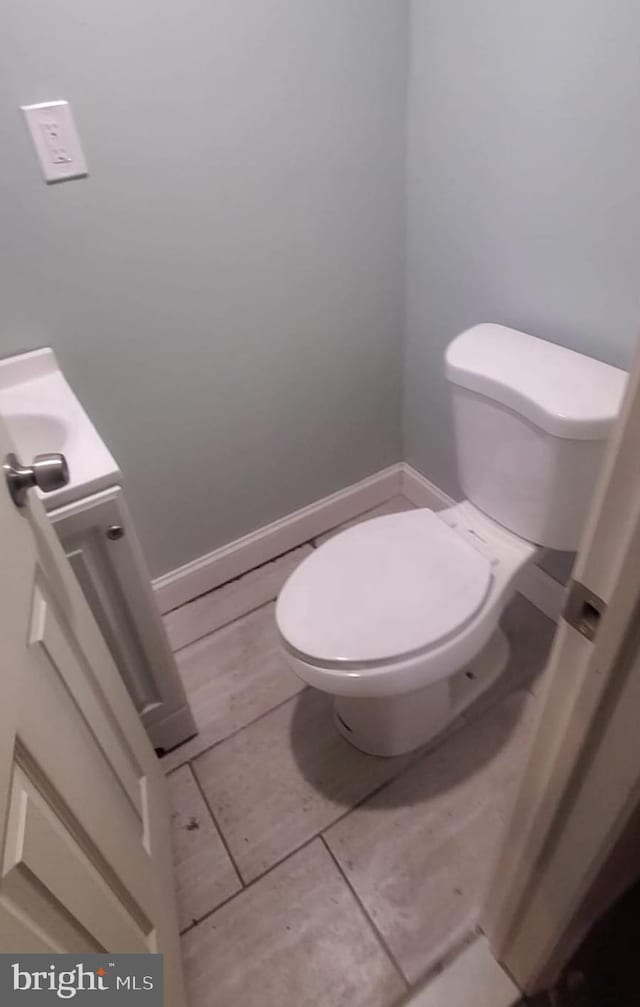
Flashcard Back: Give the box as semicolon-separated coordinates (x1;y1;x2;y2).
276;324;627;757
276;502;536;755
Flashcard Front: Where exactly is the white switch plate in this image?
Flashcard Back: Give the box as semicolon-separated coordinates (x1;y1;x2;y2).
21;100;88;183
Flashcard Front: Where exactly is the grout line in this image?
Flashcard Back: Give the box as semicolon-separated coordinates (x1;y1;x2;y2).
310;496;416;549
169;505;542;966
404;929;482;999
167;496;414;645
168;539;325;648
299;721;471;841
164;491;414;622
165;589;544;775
169;596;280;655
320;835;409;990
160;541;317;617
234;831;330;889
176;682;529;941
179;836;320;935
167;667;528;778
161;486;414;619
188;763;245;890
312;759;422;837
172;699;467;874
179;742;434;937
165;535;322;652
162;688;308;775
177;721;428;856
178;879;250;938
171;655;536;897
192;744;433;898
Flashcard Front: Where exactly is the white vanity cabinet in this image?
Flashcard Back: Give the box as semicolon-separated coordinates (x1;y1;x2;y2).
48;486;196;753
0;347;195;754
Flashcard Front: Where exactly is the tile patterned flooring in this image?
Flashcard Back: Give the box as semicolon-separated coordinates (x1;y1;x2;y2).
162;497;557;1006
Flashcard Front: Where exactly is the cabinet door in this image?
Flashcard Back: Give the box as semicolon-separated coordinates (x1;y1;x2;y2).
50;487;195;752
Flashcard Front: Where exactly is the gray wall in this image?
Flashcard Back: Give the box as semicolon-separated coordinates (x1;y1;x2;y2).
5;1;639;581
405;0;640;497
0;1;408;578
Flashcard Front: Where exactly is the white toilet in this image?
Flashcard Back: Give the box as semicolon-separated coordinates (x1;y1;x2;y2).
276;324;627;756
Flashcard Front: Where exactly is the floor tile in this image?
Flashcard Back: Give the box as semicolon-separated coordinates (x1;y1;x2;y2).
161;603;305;772
324;690;540;985
164;545;313;652
193;689;417;882
181;839;406;1007
314;495;415;546
405;936;519;1007
167;765;241;931
461;594;556;723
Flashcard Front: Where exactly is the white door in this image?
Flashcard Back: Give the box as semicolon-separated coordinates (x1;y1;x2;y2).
0;415;186;1005
484;336;640;994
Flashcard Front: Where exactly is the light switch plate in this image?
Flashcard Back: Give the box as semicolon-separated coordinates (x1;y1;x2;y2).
21;100;88;183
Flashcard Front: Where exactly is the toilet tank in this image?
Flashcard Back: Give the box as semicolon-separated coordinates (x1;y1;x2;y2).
446;324;628;550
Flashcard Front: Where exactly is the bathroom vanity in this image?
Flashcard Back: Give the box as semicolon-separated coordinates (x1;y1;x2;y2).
0;348;196;753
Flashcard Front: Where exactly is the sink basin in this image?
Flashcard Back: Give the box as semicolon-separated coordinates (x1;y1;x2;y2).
5;413;69;458
0;349;120;510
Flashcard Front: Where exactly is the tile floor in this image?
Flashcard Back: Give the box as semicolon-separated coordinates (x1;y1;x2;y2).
162;496;557;1006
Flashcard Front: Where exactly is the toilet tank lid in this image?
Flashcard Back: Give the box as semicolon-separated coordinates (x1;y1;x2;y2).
446;324;628;439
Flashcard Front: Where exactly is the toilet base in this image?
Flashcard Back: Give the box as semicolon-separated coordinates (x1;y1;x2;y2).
333;628;510;757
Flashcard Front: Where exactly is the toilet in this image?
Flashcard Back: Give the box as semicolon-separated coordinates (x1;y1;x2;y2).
275;324;627;756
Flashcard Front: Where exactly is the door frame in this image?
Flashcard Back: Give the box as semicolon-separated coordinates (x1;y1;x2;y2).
482;335;640;994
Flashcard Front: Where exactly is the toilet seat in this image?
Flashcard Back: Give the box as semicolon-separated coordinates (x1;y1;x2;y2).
276;510;493;666
276;503;537;697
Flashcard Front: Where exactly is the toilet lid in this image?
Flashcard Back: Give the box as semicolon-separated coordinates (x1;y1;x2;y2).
276;510;493;665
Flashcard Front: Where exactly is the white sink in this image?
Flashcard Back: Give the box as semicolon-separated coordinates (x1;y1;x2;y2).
0;349;120;510
5;412;69;457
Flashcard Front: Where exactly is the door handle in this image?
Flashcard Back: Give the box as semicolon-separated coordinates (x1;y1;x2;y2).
3;451;70;508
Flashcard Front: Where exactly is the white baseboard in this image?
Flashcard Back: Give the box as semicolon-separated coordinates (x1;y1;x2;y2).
154;460;565;623
153;464;403;613
401;465;454;510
